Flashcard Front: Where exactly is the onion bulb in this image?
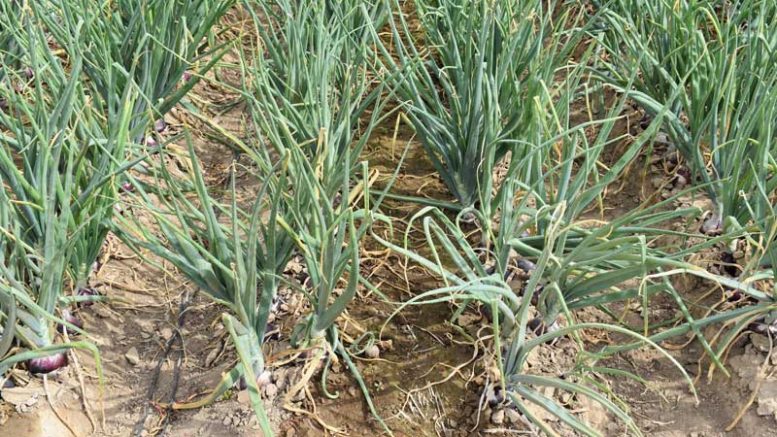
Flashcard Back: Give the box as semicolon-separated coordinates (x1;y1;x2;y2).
76;287;100;307
27;352;68;374
57;309;83;334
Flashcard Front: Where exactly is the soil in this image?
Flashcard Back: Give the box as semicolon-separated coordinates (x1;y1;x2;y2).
3;11;777;437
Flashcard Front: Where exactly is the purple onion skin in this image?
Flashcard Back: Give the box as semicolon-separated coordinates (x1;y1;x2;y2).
237;375;247;391
121;182;134;193
516;259;536;272
23;67;33;79
57;310;83;334
139;135;158;148
27;352;68;374
749;321;777;335
154;119;167;133
236;372;270;391
76;287;101;308
182;71;192;82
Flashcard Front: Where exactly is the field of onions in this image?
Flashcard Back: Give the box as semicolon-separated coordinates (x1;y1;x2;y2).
1;1;777;436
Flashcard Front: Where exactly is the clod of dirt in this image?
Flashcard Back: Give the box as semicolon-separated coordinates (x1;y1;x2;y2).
505;408;522;425
125;347;140;366
237;390;250;405
457;312;481;327
264;383;278;400
1;381;43;412
756;381;777;419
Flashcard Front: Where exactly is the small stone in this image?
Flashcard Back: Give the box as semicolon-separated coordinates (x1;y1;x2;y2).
378;339;394;351
364;345;380;359
160;327;173;340
491;409;505;425
237;390;250;404
222;416;231;426
125;347;140;366
750;333;771;353
285;428;297;437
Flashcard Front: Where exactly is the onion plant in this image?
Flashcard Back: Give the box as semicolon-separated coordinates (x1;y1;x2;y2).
32;0;235;138
114;137;293;436
596;0;777;231
372;200;701;435
281;145;364;346
367;62;745;432
277;141;392;433
0;14;120;375
117;134;390;434
592;0;777;367
369;0;586;209
241;0;388;194
4;0;236;297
